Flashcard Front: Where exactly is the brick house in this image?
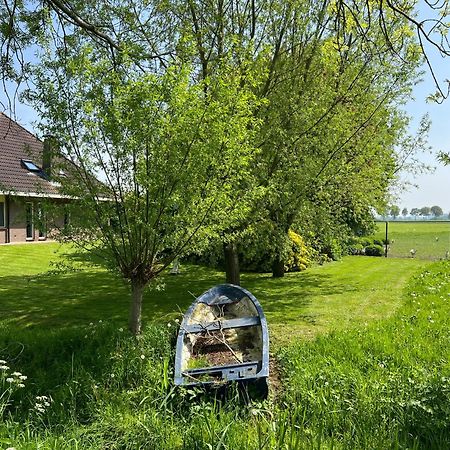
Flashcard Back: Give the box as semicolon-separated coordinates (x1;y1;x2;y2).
0;113;68;243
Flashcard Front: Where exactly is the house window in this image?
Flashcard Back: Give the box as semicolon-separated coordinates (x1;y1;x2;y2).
21;159;41;172
26;203;34;240
0;201;5;227
37;203;46;239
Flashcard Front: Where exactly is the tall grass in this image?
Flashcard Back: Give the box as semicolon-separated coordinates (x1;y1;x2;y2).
1;261;449;448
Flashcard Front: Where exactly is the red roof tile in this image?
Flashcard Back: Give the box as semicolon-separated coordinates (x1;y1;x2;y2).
0;113;61;196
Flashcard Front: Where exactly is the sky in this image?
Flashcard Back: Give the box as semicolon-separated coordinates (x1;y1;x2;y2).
397;69;450;214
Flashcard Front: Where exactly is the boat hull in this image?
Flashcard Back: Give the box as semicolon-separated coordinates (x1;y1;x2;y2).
174;284;269;386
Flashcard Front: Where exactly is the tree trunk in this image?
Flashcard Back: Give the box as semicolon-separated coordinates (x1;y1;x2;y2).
272;256;285;278
223;241;240;285
129;280;145;335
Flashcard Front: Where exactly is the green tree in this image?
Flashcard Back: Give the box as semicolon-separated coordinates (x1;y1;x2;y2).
29;34;262;333
402;207;408;217
390;205;401;219
0;0;439;284
430;205;443;217
410;207;420;218
420;206;431;217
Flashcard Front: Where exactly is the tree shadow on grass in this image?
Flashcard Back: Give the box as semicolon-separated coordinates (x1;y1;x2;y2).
0;261;343;331
242;271;347;325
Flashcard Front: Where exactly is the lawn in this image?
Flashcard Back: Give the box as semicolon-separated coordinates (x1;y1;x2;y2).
372;220;450;259
0;243;427;345
1;243;449;448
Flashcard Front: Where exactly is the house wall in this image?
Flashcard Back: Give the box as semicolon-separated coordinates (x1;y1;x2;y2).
0;194;5;243
9;199;31;242
5;197;66;244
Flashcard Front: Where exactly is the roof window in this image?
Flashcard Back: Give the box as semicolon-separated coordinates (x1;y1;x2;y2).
21;159;41;172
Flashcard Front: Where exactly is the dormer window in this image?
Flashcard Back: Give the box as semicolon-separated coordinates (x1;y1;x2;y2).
21;159;40;172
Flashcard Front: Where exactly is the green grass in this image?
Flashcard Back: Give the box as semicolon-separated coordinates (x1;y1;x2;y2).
0;243;426;346
372;221;450;259
0;253;449;448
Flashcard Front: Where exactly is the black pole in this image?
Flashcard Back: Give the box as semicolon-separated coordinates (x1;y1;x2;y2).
385;221;388;258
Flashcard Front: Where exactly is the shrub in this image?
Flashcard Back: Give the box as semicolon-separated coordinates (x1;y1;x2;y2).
321;238;345;261
359;237;372;247
373;239;384;246
285;230;310;272
365;244;384;256
348;243;364;255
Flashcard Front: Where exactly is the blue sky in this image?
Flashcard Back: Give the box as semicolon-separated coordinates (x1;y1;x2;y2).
397;49;450;214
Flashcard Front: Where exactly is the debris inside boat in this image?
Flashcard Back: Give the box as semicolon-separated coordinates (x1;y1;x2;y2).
174;284;269;386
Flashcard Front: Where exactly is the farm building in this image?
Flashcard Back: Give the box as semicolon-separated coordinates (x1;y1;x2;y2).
0;113;68;244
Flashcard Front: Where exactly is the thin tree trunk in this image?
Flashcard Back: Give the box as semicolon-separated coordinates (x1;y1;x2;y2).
129;280;145;335
223;241;240;285
272;256;285;278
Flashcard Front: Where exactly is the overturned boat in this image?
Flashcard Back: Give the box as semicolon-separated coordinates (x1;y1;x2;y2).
174;284;269;386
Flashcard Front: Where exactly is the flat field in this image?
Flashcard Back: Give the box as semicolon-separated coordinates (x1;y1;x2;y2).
372;220;450;259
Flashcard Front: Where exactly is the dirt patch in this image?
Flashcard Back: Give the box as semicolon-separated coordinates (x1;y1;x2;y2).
268;354;283;401
193;332;243;366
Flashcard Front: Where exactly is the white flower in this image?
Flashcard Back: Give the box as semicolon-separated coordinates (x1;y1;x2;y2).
89;322;94;326
140;354;145;360
99;320;103;323
175;318;180;324
0;359;6;364
19;375;27;381
5;447;17;450
110;373;115;378
18;383;25;388
0;365;9;370
167;323;172;328
119;328;124;332
6;378;14;383
11;371;22;377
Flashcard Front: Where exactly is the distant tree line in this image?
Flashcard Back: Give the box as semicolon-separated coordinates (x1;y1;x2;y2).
387;205;447;219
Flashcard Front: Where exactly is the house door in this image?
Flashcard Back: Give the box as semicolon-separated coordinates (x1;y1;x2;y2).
26;203;34;240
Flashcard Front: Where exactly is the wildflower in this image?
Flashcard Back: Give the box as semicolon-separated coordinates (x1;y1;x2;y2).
89;322;94;326
99;320;103;323
5;447;17;450
6;378;14;383
110;373;115;378
11;371;22;377
0;359;6;364
0;365;9;370
119;327;124;332
140;354;145;360
19;375;27;381
18;383;25;388
175;318;180;324
167;323;172;328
